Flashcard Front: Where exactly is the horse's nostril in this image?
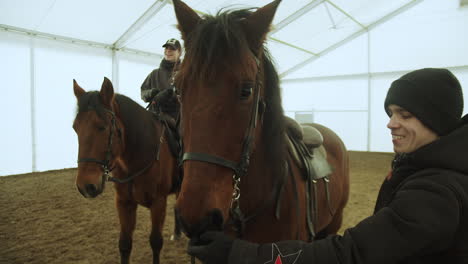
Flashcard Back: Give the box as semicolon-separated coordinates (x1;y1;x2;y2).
210;209;224;230
85;184;98;197
77;185;86;197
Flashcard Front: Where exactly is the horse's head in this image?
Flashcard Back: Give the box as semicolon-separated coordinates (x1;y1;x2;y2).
173;0;283;237
72;78;125;198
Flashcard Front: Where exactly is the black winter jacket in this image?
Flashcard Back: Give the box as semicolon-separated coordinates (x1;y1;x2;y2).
140;59;180;117
228;124;468;264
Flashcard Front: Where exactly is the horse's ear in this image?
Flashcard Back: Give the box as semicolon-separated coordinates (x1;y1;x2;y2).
173;0;201;40
73;79;86;99
100;77;114;107
242;0;281;54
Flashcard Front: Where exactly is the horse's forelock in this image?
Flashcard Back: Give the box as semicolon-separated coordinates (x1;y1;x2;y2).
75;91;157;149
179;9;255;87
76;91;107;119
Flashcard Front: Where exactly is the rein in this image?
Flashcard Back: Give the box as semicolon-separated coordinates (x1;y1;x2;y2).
181;56;267;236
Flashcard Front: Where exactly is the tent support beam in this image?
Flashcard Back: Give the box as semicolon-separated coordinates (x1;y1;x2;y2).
113;0;169;49
271;0;324;34
112;50;119;92
29;38;37;173
279;0;424;78
0;24;161;58
281;64;468;83
366;31;372;152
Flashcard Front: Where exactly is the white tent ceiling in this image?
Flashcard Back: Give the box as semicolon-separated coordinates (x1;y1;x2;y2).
0;0;421;76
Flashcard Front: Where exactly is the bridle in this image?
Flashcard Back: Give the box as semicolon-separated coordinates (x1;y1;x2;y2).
77;107;117;180
181;56;264;235
77;107;155;184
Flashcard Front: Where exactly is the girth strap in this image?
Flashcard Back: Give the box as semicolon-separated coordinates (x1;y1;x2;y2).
305;177;316;240
324;178;333;216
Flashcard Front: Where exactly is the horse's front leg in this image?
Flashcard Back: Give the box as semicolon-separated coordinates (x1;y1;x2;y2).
170;206;182;241
149;195;168;264
116;197;137;264
170;193;182;241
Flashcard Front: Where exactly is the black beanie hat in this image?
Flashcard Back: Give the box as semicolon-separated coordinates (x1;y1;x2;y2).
384;68;464;136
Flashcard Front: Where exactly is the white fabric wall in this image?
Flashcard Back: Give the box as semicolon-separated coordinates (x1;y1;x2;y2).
0;32;32;176
282;0;468;152
1;0;467;176
117;52;162;107
0;31;162;176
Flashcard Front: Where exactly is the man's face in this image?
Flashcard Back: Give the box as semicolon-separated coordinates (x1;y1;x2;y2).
164;46;180;62
386;104;438;154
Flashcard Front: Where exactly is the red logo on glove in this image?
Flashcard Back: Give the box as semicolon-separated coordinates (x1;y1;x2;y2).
264;244;301;264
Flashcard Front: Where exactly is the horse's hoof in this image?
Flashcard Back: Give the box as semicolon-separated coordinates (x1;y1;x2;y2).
170;234;181;241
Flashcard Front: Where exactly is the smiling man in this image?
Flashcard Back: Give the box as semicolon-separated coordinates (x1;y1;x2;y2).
384;67;463;153
386;105;438;154
187;68;468;264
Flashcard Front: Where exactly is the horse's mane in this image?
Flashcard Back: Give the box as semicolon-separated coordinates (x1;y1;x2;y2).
261;50;287;183
178;7;287;182
76;92;159;157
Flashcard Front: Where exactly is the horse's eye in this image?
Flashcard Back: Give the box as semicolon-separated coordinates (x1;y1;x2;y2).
97;126;106;131
240;82;253;100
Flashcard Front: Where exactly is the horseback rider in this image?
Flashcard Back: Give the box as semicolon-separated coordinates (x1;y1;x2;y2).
140;38;183;175
140;38;181;120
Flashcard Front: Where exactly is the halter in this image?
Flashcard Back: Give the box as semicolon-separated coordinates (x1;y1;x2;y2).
181;56;263;235
77;107;155;184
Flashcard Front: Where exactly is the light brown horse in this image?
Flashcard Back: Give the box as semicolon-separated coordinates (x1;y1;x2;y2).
172;0;350;243
72;78;181;264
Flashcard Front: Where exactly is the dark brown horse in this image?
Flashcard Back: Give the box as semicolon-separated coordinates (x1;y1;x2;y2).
172;0;350;243
72;78;181;264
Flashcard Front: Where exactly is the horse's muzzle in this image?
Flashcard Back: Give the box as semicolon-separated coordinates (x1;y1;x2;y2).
174;208;224;238
76;175;106;198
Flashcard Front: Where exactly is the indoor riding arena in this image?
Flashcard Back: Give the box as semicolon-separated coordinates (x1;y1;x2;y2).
1;0;467;264
0;151;392;263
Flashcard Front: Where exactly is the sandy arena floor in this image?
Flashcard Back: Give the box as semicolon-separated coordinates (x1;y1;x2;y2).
0;151;393;264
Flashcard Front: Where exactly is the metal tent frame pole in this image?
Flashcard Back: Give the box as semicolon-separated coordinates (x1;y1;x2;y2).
280;0;423;78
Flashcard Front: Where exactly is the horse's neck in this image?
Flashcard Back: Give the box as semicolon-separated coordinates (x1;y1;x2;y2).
244;138;283;200
120;110;161;167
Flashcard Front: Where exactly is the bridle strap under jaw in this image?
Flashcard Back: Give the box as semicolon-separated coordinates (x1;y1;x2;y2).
181;56;263;235
182;152;239;174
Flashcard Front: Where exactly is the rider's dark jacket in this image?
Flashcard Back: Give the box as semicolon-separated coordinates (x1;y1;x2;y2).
140;59;180;117
228;122;468;264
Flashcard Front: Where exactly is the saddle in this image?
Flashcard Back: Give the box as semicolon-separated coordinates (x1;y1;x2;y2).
152;111;183;193
284;116;333;241
285;117;331;181
150;110;180;159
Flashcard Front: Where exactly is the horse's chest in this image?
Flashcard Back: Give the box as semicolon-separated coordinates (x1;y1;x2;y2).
119;183;154;208
134;190;154;208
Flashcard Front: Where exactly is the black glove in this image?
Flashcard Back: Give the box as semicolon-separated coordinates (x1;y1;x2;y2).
150;88;160;98
187;231;234;264
154;88;174;102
